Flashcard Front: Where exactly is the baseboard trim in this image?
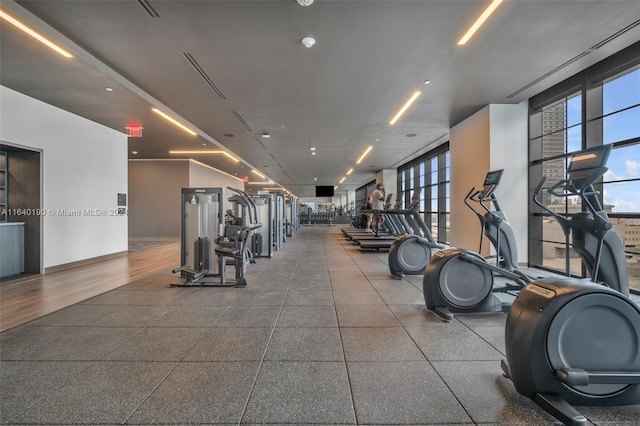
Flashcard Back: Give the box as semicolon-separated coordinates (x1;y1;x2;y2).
44;250;128;274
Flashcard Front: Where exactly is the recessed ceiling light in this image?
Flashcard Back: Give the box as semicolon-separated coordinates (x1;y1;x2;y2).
314;177;318;181
302;37;316;48
423;80;432;85
310;147;316;151
131;151;138;155
297;0;314;6
311;151;316;156
389;91;421;125
151;108;197;135
262;133;271;138
105;87;113;92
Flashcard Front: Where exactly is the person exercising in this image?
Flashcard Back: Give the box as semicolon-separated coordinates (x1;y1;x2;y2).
371;183;385;236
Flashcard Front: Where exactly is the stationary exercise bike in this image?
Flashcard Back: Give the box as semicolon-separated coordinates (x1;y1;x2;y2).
423;170;532;321
502;145;640;426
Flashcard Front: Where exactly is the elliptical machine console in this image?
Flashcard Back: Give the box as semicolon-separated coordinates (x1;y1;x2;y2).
502;145;640;426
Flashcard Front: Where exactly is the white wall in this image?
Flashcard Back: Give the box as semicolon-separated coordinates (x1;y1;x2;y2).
449;102;529;262
449;107;491;250
489;102;529;262
0;86;128;270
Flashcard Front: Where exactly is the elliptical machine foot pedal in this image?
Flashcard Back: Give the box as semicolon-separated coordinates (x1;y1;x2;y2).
433;306;454;322
532;393;587;426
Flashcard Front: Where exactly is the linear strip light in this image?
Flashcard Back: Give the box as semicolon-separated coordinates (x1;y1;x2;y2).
389;91;421;125
152;108;197;135
0;10;73;58
339;177;346;184
169;150;239;163
356;146;373;165
346;168;354;175
251;169;265;179
457;0;504;46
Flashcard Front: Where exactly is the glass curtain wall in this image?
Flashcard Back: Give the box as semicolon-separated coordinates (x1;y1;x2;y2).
529;43;640;292
397;143;450;243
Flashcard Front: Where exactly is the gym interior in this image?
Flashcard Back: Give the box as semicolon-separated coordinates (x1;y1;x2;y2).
1;1;640;425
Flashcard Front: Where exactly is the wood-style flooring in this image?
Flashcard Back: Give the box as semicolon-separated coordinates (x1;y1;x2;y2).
0;241;179;332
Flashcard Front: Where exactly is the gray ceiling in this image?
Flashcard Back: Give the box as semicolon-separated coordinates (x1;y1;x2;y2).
1;0;639;197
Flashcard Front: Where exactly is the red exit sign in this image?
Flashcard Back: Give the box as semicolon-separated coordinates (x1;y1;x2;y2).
125;126;143;137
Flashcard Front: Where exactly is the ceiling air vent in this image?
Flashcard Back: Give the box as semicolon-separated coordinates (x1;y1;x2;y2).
507;19;640;99
183;53;225;99
137;0;160;18
255;138;268;150
233;111;253;133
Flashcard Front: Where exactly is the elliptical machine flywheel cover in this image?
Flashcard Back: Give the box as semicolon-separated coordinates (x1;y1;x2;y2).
424;248;493;309
505;277;640;405
389;235;433;274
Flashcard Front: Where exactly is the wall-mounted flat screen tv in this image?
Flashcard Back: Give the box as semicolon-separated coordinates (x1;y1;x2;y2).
315;185;334;197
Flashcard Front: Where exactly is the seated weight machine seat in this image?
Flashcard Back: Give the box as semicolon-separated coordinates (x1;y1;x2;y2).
214;223;262;288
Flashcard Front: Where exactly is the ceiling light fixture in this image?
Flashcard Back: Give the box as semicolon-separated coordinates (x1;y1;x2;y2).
251;169;266;179
356;145;373;165
261;133;271;139
457;0;504;45
302;37;316;48
339;177;346;184
0;10;73;58
151;108;197;135
310;147;316;151
423;80;432;85
168;150;239;162
389;91;421;125
311;151;316;156
105;87;114;92
346;168;354;175
297;0;314;6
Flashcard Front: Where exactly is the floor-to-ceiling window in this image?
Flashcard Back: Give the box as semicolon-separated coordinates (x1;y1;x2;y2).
397;143;450;243
529;42;640;292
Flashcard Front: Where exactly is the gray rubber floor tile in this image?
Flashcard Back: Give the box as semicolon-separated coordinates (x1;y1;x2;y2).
378;288;425;305
129;361;258;424
431;360;559;424
93;305;172;327
471;325;506;355
336;305;402;327
369;278;418;292
13;361;174;425
347;361;471;424
257;270;295;281
184;327;272;361
333;290;385;306
455;311;508;328
213;305;281;328
178;288;244;305
341;327;424;361
248;279;291;291
28;303;120;327
276;305;338;328
0;325;76;360
331;279;375;291
579;404;640;424
232;290;287;305
265;328;343;361
284;290;335;305
23;326;143;361
293;270;331;280
387;304;439;327
0;360;93;421
80;288;189;305
103;327;207;361
153;305;227;327
329;270;367;280
406;321;504;361
242;361;355;424
288;279;332;291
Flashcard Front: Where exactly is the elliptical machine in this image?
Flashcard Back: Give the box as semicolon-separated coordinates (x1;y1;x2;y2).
502;145;640;426
388;190;446;279
423;170;531;321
